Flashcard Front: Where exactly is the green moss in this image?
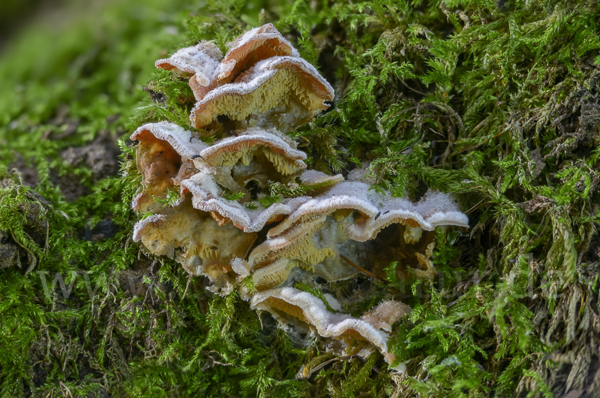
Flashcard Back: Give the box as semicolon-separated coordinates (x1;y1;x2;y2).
1;0;600;396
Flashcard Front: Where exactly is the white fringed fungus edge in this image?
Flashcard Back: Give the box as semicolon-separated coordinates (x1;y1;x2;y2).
190;56;334;128
155;41;222;85
130;122;208;160
251;287;390;352
200;127;307;163
132;214;166;242
217;23;300;83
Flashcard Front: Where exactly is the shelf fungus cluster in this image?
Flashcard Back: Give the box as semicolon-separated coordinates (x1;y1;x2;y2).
132;24;469;367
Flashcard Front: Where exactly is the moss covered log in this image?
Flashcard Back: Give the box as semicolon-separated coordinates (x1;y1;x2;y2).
1;0;599;396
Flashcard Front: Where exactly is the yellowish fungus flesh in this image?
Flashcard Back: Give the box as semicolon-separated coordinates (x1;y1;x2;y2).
191;68;330;129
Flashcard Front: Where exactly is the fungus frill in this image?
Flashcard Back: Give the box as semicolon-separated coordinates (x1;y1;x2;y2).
250;287;408;362
216;23;299;84
131;24;469;366
130;122;206;212
132;198;257;294
198;127;307;175
247;181;468;285
190;56;335;130
155;42;223;100
361;300;412;333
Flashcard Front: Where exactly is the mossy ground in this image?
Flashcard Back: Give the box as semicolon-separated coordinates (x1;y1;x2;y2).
0;0;599;397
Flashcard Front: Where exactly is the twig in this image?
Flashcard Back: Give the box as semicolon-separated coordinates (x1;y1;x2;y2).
201;350;233;370
44;218;49;253
59;381;73;398
466;199;487;215
536;213;551;241
528;211;549;244
399;78;428;96
181;276;192;300
340;254;387;283
301;355;380;380
9;230;37;273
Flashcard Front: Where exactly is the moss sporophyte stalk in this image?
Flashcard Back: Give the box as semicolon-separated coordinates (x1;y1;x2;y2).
1;0;600;396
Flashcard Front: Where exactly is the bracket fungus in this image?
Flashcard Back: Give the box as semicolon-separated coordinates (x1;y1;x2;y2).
250;287;408;363
198;127;307;175
132;24;469;365
216;23;300;85
155;42;223;101
190;56;335;131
